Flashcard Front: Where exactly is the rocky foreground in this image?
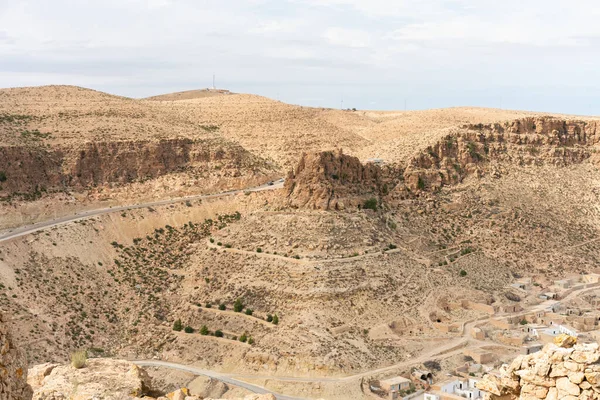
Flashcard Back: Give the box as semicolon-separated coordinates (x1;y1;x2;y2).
477;335;600;399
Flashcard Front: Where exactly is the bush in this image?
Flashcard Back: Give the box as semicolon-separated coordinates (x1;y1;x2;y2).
200;325;209;335
71;350;87;369
219;303;226;310
173;319;183;332
387;244;397;250
459;270;467;277
363;198;378;211
417;176;425;190
266;314;273;322
234;298;244;312
424;360;441;371
248;337;255;345
520;319;528;325
256;248;262;253
215;329;224;337
209;238;215;243
0;171;6;182
184;326;194;333
272;314;279;325
239;333;247;343
205;302;212;308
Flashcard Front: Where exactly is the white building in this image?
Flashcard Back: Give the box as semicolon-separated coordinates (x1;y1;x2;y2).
426;377;483;400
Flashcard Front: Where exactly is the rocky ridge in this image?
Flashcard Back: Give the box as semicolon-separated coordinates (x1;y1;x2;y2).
284;149;390;210
403;117;599;192
477;335;600;399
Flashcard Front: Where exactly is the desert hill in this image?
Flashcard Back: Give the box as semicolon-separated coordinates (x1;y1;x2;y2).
144;88;233;101
3;85;600;399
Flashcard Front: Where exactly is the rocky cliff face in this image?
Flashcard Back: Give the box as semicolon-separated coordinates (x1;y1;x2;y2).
0;312;32;400
0;138;268;196
284;150;388;210
477;335;600;399
403;117;599;192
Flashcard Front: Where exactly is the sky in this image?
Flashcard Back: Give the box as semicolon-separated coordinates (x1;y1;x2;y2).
1;0;600;114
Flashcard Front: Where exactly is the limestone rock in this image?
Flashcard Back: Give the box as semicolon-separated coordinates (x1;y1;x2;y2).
477;339;600;400
554;334;577;348
31;358;148;400
0;312;33;400
556;376;580;396
284;150;389;210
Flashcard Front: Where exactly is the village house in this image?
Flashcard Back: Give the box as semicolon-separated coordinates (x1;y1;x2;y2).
425;377;483;400
380;376;412;399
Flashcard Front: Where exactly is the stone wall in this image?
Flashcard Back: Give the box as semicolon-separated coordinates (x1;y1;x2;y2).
477;335;600;399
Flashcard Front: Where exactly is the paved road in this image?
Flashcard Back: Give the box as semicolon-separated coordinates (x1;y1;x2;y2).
134;360;304;400
0;180;284;244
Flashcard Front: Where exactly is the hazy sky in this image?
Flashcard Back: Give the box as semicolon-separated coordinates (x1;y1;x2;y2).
1;0;600;114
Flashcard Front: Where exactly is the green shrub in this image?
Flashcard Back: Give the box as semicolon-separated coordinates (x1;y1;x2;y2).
272;314;279;325
173;319;183;331
266;314;273;322
245;308;253;316
71;350;87;369
239;333;247;343
215;329;224;338
234;298;244;312
205;302;212;308
200;325;209;335
417;177;425;190
460;270;467;277
184;326;194;333
219;303;226;310
0;171;6;182
209;238;215;243
217;242;222;246
520;319;528;325
256;248;262;253
248;337;255;345
363;198;378;211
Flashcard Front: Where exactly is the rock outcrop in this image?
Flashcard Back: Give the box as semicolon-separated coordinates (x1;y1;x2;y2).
476;334;600;399
285;150;388;210
0;312;32;400
404;117;599;191
29;358;149;400
0;138;266;195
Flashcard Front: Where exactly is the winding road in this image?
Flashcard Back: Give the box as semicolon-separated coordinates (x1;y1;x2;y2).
134;360;303;400
0;179;284;244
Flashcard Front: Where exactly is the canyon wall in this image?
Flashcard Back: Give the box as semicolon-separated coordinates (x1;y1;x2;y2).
403;117;599;192
0;138;268;195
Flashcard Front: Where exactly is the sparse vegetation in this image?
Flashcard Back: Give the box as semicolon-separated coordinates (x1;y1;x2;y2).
173;319;183;332
363;198;378;211
71;350;87;369
234;298;244;312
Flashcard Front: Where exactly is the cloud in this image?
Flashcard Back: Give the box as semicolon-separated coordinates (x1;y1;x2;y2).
322;27;372;48
0;0;599;112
